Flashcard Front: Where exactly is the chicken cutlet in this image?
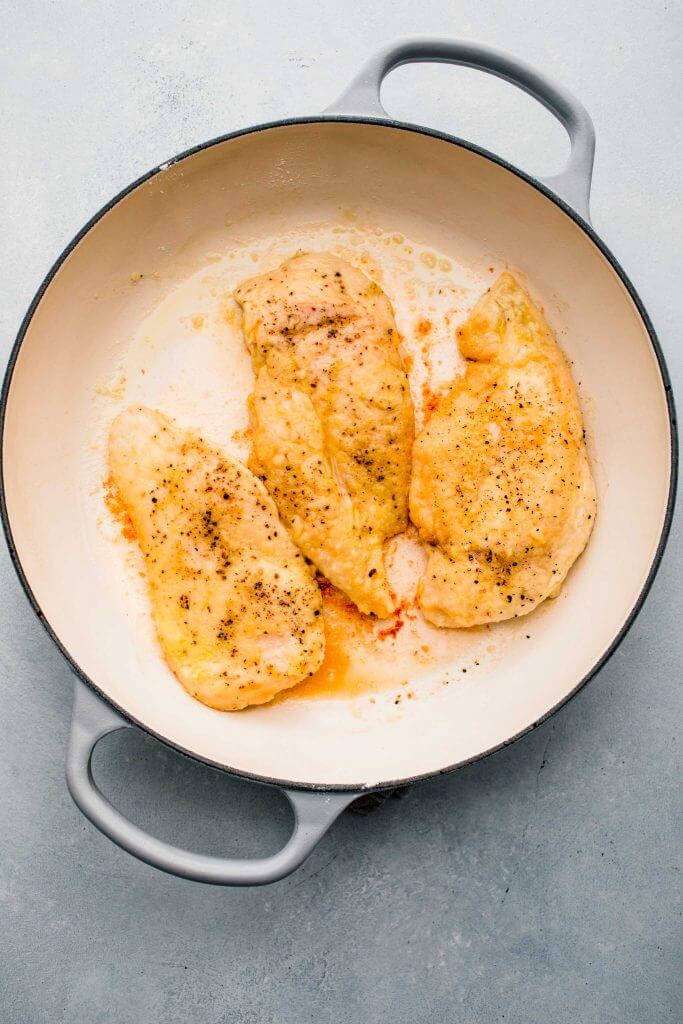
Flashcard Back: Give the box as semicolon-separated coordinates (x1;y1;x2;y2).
108;406;324;709
234;253;414;617
410;273;596;627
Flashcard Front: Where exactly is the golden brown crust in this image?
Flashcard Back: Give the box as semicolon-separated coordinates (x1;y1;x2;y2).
235;253;414;617
108;406;324;709
410;273;596;627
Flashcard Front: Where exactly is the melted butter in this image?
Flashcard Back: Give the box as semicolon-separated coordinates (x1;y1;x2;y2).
281;533;469;702
283;587;380;700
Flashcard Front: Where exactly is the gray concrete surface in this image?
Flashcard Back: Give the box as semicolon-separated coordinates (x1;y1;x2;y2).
1;2;681;1022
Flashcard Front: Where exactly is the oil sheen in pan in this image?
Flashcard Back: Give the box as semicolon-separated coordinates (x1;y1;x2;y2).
90;213;580;710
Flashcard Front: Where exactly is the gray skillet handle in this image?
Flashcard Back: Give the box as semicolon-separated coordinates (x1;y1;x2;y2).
324;38;595;222
66;679;355;885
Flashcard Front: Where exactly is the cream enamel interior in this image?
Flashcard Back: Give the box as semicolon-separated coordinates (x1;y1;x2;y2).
2;122;672;787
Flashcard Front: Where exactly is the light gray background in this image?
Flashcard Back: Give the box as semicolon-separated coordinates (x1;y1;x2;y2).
1;2;681;1022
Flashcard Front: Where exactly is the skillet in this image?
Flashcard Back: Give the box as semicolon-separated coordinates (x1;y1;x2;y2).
1;39;676;884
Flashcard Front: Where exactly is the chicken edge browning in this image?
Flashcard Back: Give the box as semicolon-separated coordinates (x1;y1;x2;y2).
108;406;325;710
410;272;596;628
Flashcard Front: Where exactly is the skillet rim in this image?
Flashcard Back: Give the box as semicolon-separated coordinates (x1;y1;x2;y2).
0;115;678;792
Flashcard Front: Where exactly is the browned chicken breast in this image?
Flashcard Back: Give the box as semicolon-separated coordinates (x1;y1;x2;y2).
410;273;596;627
235;253;414;617
108;406;324;709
